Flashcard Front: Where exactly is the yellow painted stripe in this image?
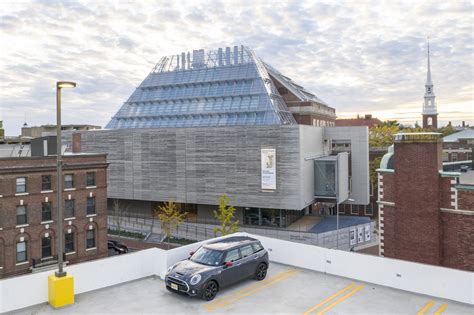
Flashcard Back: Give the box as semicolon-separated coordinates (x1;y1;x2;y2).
316;284;365;315
302;283;356;315
205;268;296;309
206;269;299;310
416;300;435;315
433;303;448;315
213;270;299;309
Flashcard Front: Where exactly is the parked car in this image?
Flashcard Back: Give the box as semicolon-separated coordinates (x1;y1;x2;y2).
165;236;269;301
108;240;129;254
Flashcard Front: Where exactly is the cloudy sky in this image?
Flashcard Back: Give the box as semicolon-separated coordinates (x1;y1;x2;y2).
0;0;472;135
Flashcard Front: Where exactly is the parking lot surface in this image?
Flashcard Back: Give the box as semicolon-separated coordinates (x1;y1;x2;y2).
14;263;472;314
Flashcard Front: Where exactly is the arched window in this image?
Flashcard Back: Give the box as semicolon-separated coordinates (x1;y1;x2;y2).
427;117;433;126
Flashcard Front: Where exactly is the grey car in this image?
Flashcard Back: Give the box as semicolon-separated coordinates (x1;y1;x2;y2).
165;236;269;301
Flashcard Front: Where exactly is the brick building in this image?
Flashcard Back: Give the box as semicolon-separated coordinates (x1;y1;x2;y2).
377;133;474;271
336;114;382;128
442;129;474;162
0;145;108;278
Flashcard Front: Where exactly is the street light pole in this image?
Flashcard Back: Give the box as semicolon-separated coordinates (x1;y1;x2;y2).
55;81;76;278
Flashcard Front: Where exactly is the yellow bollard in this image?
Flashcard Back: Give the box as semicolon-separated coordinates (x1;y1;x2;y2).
48;273;74;308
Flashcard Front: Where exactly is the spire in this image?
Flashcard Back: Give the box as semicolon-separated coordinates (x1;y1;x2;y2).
426;39;433;86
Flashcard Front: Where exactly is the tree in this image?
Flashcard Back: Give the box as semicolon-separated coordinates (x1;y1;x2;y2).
111;199;129;239
155;201;187;248
213;194;239;236
369;124;399;148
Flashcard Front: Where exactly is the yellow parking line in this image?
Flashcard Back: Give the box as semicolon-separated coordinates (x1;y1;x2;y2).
302;283;356;315
206;268;296;308
315;284;365;315
433;303;448;315
416;300;435;315
206;269;300;310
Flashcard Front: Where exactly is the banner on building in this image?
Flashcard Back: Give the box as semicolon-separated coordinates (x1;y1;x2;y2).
357;227;364;243
349;228;356;246
365;225;371;242
261;148;276;190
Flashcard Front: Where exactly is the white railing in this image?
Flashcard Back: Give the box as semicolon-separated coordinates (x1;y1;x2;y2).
0;233;472;313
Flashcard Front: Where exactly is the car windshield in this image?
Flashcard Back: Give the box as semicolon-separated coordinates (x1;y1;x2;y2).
190;247;223;266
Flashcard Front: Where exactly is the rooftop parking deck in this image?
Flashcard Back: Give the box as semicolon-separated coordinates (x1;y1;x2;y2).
15;263;472;315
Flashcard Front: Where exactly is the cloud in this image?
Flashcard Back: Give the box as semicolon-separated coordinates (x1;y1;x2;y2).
0;0;472;134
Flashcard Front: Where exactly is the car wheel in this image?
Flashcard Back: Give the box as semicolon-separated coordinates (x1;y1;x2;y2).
202;280;218;301
254;263;267;281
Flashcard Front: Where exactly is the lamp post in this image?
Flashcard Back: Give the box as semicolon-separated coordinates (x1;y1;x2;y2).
56;81;76;277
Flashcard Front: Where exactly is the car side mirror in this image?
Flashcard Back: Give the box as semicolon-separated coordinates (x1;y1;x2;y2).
225;261;233;267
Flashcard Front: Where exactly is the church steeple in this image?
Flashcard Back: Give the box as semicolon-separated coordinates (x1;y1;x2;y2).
422;39;438;129
426;41;433;87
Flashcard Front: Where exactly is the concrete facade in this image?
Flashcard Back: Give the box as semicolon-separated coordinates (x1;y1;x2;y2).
66;125;369;214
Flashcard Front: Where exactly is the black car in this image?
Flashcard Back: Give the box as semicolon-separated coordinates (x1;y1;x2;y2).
108;240;128;254
165;236;269;301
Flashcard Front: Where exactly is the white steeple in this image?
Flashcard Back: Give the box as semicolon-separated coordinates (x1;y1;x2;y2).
422;40;437;116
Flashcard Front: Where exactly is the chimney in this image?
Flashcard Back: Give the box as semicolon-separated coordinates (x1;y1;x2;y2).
72;133;81;153
462;121;466;128
365;114;372;119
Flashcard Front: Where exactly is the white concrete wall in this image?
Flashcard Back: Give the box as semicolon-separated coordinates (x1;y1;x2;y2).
0;248;165;313
255;234;473;305
0;232;472;313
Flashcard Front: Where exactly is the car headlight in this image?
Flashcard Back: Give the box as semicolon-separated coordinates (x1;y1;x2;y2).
190;274;202;285
167;265;175;273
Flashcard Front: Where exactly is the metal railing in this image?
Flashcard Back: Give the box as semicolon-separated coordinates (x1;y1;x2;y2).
108;213;376;251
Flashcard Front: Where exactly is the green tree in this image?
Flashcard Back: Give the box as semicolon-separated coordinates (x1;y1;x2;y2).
213;194;239;236
369;124;399;148
155;201;187;248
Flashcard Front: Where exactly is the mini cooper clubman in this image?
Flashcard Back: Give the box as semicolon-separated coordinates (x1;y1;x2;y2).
165;236;269;301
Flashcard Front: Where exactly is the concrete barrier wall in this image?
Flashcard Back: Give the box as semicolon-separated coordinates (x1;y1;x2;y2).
0;232;472;313
0;248;165;313
254;234;474;305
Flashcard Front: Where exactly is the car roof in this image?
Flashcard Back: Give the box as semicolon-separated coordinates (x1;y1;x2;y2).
203;236;259;251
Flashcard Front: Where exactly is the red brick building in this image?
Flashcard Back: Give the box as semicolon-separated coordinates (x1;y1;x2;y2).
442;129;474;162
336;114;382;128
0;152;108;278
377;133;474;271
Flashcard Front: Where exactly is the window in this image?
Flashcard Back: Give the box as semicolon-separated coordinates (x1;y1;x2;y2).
16;177;26;193
369;181;374;196
351;204;359;215
240;245;253;258
251;242;263;253
16;205;27;225
225;248;241;262
16;241;27;263
87;197;96;215
65;200;75;218
41;237;52;258
451;153;458;162
468;152;472;161
65;232;75;253
86;172;96;187
41;175;52;191
365;204;374;216
42;202;52;222
86;229;96;249
64;174;74;189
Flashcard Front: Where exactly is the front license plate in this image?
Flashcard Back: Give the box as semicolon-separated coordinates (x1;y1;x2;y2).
171;283;178;290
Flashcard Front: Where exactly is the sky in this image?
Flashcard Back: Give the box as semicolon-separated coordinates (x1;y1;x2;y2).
0;0;472;135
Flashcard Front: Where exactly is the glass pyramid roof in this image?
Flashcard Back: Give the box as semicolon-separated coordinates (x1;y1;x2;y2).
106;46;298;129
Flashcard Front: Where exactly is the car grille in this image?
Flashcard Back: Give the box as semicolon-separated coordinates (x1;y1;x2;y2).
167;276;188;292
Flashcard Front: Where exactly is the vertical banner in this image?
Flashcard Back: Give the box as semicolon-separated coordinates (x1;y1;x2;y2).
261;148;276;190
349;229;356;246
357;227;364;243
364;225;371;242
